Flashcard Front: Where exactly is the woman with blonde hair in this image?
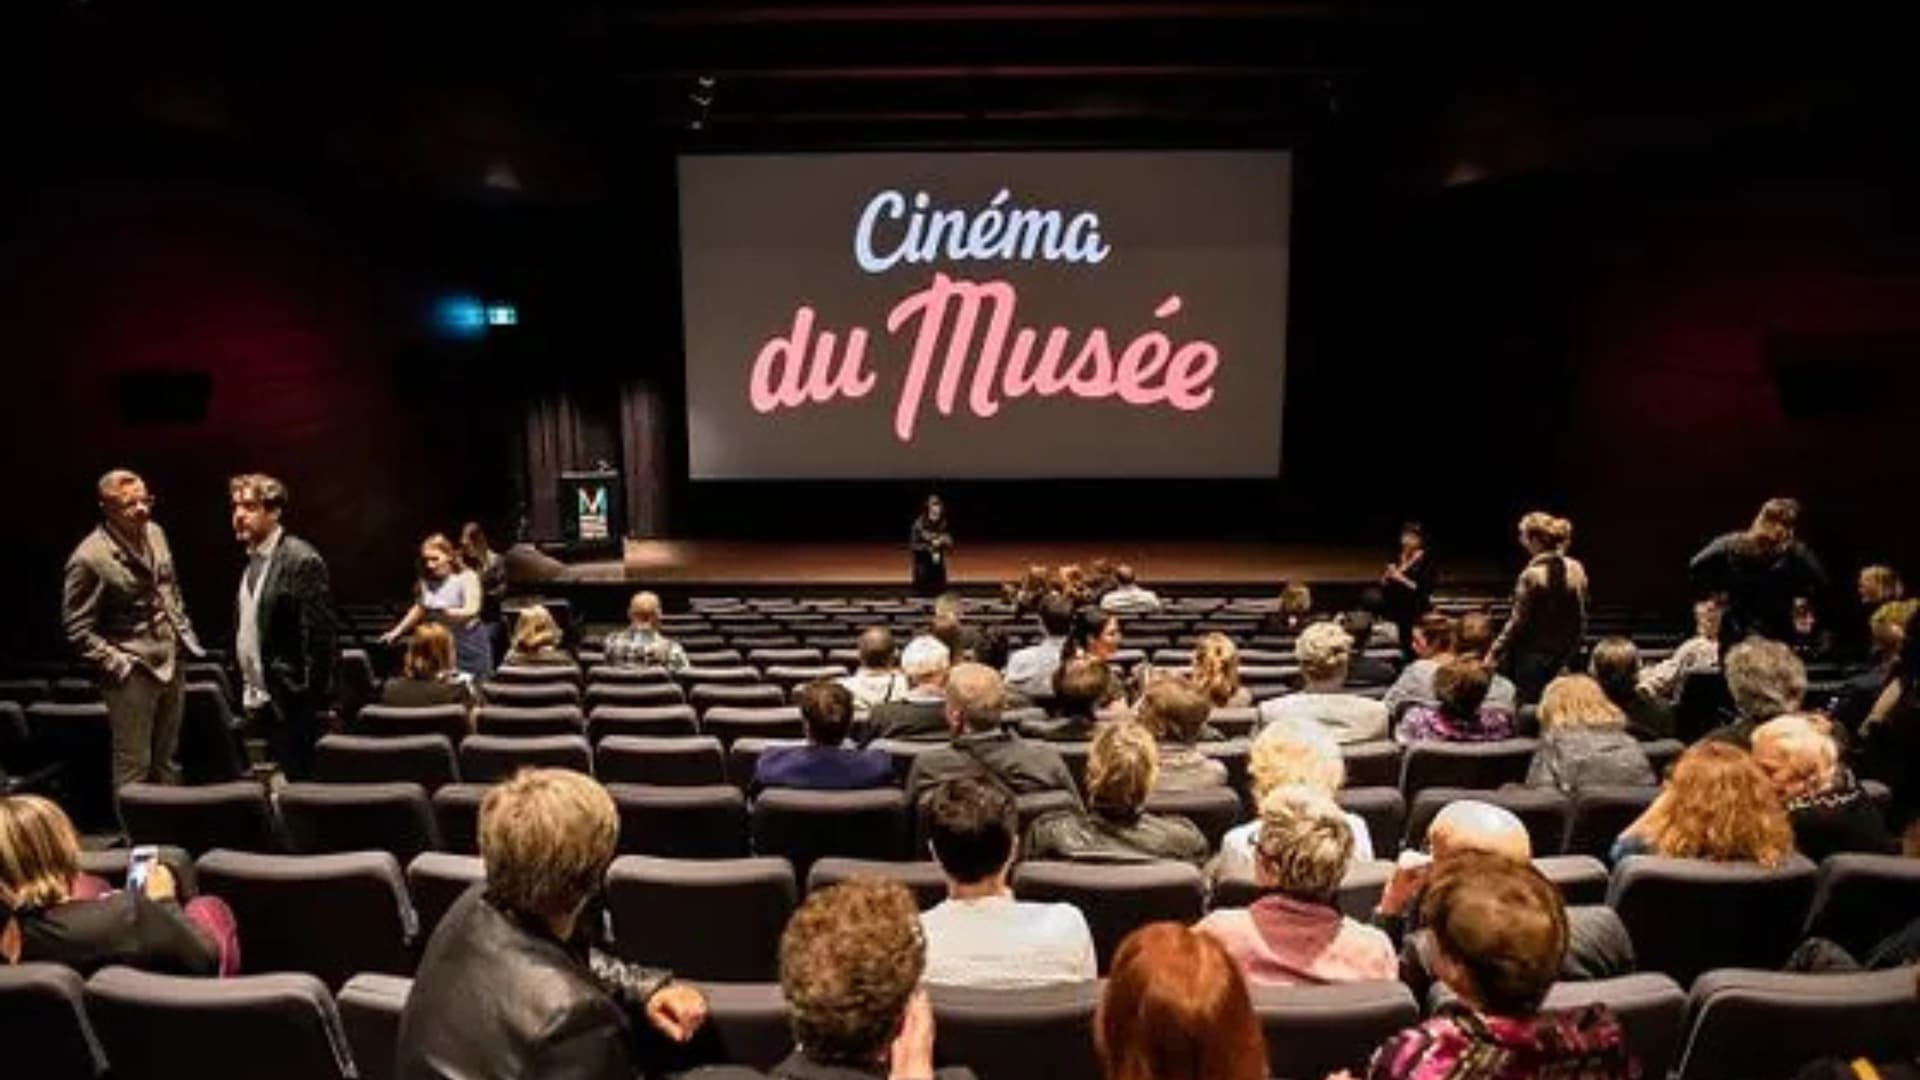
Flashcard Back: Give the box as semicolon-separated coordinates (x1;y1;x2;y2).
1;795;238;974
1490;511;1589;705
1215;714;1374;880
503;604;573;667
380;532;492;678
1190;633;1252;708
1024;721;1209;866
1613;741;1796;867
1524;674;1655;795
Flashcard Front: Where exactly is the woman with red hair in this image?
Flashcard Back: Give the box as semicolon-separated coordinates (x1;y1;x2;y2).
1096;923;1267;1080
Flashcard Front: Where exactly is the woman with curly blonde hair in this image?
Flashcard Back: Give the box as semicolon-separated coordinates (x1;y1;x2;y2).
1613;741;1796;867
1190;633;1253;709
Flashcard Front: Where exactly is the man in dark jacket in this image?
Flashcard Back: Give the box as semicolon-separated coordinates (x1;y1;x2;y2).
397;769;709;1080
1690;497;1830;646
904;663;1081;811
1023;720;1208;866
230;474;338;780
863;636;952;743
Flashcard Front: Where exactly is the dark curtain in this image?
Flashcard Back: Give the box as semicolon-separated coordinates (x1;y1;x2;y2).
619;380;670;538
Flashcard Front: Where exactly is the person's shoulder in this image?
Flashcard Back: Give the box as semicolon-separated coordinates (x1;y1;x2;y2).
66;527;113;565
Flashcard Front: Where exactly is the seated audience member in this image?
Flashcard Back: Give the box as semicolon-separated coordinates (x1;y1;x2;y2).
1709;636;1807;746
396;768;711;1080
1020;658;1115;742
1587;637;1674;740
1097;923;1268;1080
1638;596;1724;706
838;627;909;722
1025;720;1209;866
1064;609;1124;666
905;663;1081;810
0;794;238;976
1341;610;1400;686
1259;621;1389;744
1842;564;1907;663
1375;800;1635;1002
1382;613;1520;718
1196;786;1396;987
1366;855;1634;1080
1217;715;1375;878
1612;741;1795;866
380;624;475;709
865;635;952;743
971;624;1013;672
1395;658;1516;744
602;590;690;673
1137;677;1228;792
1787;596;1834;663
1832;599;1914;735
1750;713;1895;861
919;777;1097;988
753;682;893;794
502;604;573;667
1099;563;1163;615
1190;632;1254;708
1861;606;1920;839
929;594;983;662
1259;580;1315;637
1525;675;1656;795
1004;593;1074;700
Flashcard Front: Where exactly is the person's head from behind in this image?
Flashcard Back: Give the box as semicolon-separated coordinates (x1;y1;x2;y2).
1724;637;1806;723
1433;657;1492;723
1097;923;1266;1080
1247;714;1345;802
1113;564;1137;588
0;794;81;909
1647;741;1793;866
1087;720;1157;821
404;624;457;680
1868;600;1917;665
1294;621;1354;690
480;769;617;935
1279;582;1313;619
1189;633;1243;707
1053;658;1113;721
511;605;562;655
1517;511;1573;556
627;590;662;630
1539;674;1627;733
1455;612;1498;661
228;472;286;547
797;681;856;747
420;533;459;578
924;776;1017;890
1859;565;1905;607
1751;713;1842;802
930;612;967;659
1412;613;1457;659
1587;638;1641;706
1420;854;1568;1018
97;468;153;533
944;662;1005;736
1427;798;1532;863
856;626;897;672
1037;594;1075;638
781;879;925;1066
1252;786;1353;903
901;635;951;691
1135;677;1211;749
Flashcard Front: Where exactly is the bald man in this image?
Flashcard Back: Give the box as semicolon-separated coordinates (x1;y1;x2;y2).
1374;799;1634;999
904;663;1082;812
838;626;908;723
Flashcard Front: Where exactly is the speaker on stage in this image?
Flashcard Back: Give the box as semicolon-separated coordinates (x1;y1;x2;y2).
557;468;624;557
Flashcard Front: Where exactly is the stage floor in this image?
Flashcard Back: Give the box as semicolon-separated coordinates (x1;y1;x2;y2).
545;538;1499;592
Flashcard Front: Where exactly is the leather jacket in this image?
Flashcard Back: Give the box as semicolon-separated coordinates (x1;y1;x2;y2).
398;886;672;1080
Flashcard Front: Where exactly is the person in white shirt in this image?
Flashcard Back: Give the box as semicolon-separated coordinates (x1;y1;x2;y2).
1258;621;1388;744
838;626;908;722
1004;594;1075;701
1215;714;1375;883
1099;564;1163;615
919;776;1096;989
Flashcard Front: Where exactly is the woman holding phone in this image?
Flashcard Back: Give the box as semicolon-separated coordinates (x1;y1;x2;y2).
909;495;954;596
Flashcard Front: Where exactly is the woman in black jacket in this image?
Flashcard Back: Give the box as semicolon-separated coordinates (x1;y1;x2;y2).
1490;512;1589;705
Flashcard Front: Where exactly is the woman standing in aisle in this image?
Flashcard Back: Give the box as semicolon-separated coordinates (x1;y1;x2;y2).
910;494;953;597
380;533;493;680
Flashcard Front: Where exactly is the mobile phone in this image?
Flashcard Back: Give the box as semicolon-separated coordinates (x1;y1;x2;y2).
1396;848;1434;872
126;845;160;892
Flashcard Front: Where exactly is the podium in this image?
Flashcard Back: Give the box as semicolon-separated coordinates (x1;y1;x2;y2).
557;470;623;556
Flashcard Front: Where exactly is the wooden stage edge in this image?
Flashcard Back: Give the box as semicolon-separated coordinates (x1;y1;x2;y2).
544;539;1501;592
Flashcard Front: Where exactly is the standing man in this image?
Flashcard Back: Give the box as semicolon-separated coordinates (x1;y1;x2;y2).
63;469;202;790
231;473;338;780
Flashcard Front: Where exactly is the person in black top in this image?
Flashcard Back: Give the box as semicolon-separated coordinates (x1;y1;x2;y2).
1490;512;1589;705
1689;497;1830;648
379;624;476;710
1018;658;1114;742
1751;714;1896;861
1588;637;1676;740
1381;522;1436;660
909;495;953;597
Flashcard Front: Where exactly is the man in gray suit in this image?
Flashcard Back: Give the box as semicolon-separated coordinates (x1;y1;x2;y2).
63;469;203;789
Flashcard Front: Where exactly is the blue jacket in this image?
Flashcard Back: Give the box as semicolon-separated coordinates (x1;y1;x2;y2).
752;744;894;793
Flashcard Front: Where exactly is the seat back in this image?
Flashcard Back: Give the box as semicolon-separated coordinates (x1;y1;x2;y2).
608;783;750;858
588;703;698;741
456;734;592;782
314;734;459;792
337;973;410;1080
1142;786;1243;851
179;682;247;784
1334;787;1406;859
585;683;688;712
28;702;115;829
727;737;809;790
1678;967;1920;1080
0;963;106;1080
490;663;582;686
428;784;489;855
750;787;912;881
1404;786;1572;856
604;856;796;981
405;852;485;941
1012;860;1206;973
1563;785;1659;860
473;704;585;738
478;682;580;709
77;845;198;898
1540;975;1688;1080
1213;859;1396;921
929;982;1102;1080
1607;855;1818;986
1251;980;1420;1080
195;849;416;989
696;981;793;1071
1398;739;1538;799
1209;706;1259;738
595;735;727;786
701;705;806;744
805;858;947;910
1340;741;1402;788
278;782;441;864
1803;852;1920;959
119;780;279;855
353;705;468;746
85;967;354;1080
1534;854;1613;906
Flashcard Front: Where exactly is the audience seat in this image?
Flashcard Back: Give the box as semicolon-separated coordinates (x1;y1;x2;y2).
805;857;947;910
333;650;378;724
693;687;791;716
1607;855;1818;986
696;981;792;1072
53;677;102;704
1545;975;1689;1080
929;981;1102;1080
1340;742;1403;789
0;963;107;1080
750;787;911;881
0;700;60;796
1335;787;1407;859
85;967;355;1080
473;704;585;738
478;682;580;709
490;663;582;687
1534;854;1613;906
1802;852;1920;960
1397;739;1538;799
178;682;247;784
352;705;468;746
1251;980;1420;1080
870;737;940;786
1676;967;1920;1080
608;783;750;858
585;683;688;711
456;734;592;783
1198;740;1251;794
588;703;698;742
337;973;410;1080
676;666;763;688
585;664;674;686
277;782;441;864
118;781;279;856
768;665;850;691
427;784;488;855
1213;859;1396;920
1012;860;1206;973
604;856;796;982
1674;673;1735;743
747;647;824;667
596;734;727;786
404;852;484;941
727;737;809;790
78;844;198;898
701;705;806;745
1054;742;1092;792
0;676;52;707
27;702;115;829
1404;786;1573;856
1642;738;1686;779
1143;786;1242;851
314;734;459;792
196;849;416;989
1562;785;1659;861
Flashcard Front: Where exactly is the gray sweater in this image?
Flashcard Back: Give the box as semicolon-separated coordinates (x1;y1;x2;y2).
1525;728;1656;794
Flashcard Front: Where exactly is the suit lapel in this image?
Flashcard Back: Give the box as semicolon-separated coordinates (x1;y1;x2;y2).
256;535;292;614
